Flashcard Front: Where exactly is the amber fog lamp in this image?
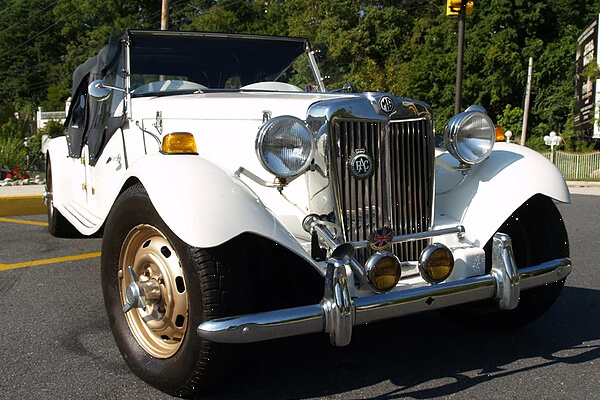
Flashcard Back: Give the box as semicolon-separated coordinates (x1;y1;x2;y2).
419;244;454;284
161;133;198;154
365;252;402;292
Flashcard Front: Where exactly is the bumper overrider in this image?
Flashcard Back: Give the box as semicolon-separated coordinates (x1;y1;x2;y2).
197;232;571;347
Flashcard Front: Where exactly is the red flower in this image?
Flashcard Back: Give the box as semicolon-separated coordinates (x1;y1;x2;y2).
6;173;12;179
12;169;18;175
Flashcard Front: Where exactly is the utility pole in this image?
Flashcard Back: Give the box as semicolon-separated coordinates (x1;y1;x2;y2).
447;0;474;115
521;57;533;146
159;0;169;81
161;0;169;30
455;12;465;115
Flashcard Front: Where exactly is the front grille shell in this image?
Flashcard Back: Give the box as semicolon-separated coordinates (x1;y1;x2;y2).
306;94;435;264
332;118;434;263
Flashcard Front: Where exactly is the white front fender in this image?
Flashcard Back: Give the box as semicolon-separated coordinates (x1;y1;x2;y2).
124;154;312;262
435;143;570;247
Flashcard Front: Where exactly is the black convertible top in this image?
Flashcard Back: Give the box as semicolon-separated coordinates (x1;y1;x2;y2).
69;29;309;97
70;34;122;99
65;30;310;165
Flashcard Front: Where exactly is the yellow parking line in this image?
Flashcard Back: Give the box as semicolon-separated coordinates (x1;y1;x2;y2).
0;252;101;271
0;217;48;227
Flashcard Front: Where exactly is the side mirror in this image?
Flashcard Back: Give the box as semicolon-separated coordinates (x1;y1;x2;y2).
342;82;357;93
88;79;127;102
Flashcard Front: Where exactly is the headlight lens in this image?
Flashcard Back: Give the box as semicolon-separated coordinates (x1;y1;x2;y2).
444;110;495;165
256;116;314;179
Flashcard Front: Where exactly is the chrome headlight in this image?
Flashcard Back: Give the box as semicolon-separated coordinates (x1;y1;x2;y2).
444;109;495;165
256;116;314;179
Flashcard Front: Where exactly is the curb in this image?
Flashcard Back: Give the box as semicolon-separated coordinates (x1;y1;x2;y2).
567;181;600;187
0;194;46;217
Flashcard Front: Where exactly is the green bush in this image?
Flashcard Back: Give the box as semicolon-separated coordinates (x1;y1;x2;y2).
37;119;64;138
30;120;64;169
0;117;21;141
0;135;27;172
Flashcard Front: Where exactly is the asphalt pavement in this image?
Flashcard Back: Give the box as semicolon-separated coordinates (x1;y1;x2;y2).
1;195;599;399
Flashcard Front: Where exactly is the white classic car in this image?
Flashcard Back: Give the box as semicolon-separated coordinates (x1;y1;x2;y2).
45;30;571;397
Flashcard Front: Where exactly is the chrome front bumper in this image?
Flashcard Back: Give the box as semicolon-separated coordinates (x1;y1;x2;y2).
197;233;571;347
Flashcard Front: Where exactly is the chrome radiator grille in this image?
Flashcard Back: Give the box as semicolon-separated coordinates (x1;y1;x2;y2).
333;118;434;262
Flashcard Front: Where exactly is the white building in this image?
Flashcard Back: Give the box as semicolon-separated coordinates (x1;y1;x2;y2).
36;99;70;130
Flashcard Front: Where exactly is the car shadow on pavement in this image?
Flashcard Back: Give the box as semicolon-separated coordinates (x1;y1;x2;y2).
203;284;600;399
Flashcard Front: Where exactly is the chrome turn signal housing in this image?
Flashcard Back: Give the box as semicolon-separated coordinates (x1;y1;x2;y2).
161;132;198;154
365;252;402;292
419;243;454;284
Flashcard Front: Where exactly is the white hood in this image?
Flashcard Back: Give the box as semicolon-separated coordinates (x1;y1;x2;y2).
131;91;354;122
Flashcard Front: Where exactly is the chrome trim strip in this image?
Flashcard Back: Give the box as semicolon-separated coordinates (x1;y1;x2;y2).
380;122;393;228
349;225;465;249
390;117;429;123
307;45;326;93
197;255;571;345
124;36;131;119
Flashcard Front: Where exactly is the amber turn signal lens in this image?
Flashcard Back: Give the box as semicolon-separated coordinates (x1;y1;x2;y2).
161;132;198;154
495;125;505;142
365;252;402;292
419;244;454;284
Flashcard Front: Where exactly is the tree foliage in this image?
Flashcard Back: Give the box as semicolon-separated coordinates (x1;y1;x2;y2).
1;0;600;153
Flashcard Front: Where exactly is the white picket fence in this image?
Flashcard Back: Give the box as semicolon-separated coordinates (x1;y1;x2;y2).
542;151;600;180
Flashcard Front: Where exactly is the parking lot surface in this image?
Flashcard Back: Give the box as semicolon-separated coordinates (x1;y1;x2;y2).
1;195;600;399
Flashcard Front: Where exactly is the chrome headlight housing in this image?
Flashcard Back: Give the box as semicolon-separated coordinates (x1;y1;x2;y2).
256;116;314;179
444;109;495;165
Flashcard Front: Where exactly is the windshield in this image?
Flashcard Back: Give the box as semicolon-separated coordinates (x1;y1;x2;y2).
127;30;323;95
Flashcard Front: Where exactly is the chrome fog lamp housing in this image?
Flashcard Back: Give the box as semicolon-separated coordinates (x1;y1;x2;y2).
365;252;402;292
444;109;495;165
419;243;454;284
256;116;314;179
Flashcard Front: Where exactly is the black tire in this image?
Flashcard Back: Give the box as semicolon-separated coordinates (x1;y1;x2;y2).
46;158;79;238
448;194;569;329
101;183;248;397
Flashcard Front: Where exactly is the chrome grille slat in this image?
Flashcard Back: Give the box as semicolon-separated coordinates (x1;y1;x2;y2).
334;118;434;263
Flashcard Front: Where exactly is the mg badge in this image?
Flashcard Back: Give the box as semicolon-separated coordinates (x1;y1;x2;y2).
348;149;374;180
379;96;395;113
369;227;395;251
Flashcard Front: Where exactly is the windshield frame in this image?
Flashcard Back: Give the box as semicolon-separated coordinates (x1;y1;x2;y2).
124;30;325;96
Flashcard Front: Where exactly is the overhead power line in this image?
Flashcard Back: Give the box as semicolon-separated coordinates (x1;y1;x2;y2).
0;5;80;59
0;1;58;36
0;0;23;17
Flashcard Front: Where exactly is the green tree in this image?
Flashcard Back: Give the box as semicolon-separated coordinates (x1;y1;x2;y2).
0;0;599;152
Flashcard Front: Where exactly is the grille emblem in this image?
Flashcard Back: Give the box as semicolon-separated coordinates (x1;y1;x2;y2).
348;149;374;180
369;227;395;251
379;96;395;113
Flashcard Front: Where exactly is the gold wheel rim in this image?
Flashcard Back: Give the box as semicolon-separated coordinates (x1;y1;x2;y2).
119;224;189;358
